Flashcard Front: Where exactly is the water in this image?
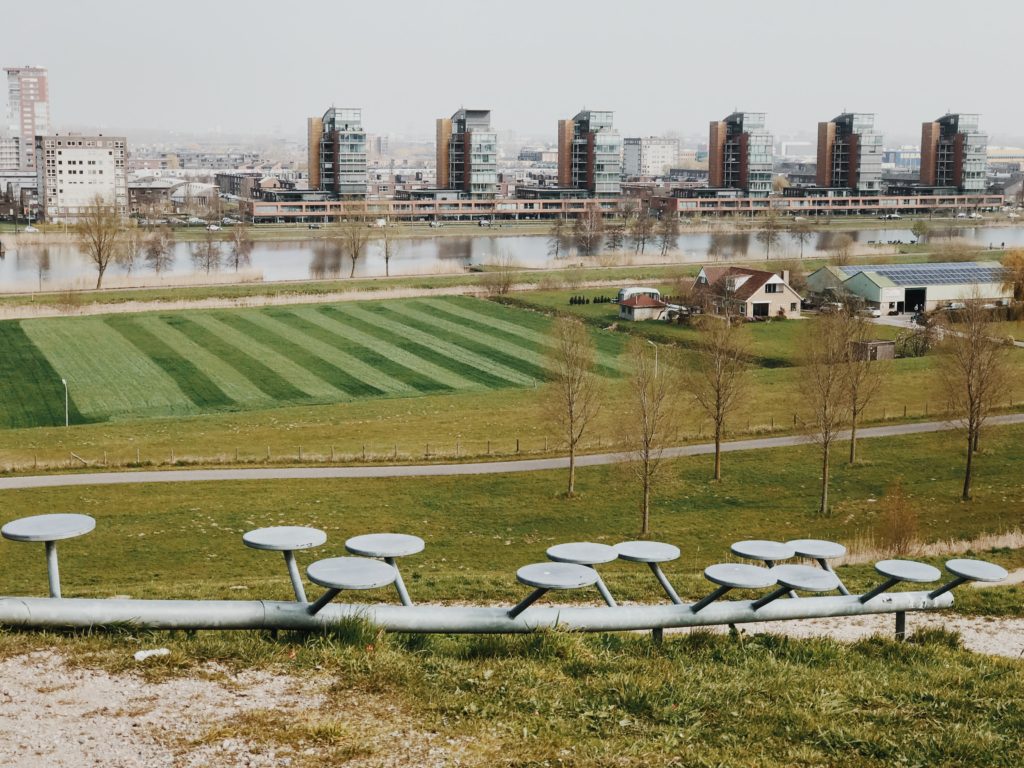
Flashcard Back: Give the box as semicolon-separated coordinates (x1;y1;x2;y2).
1;226;1021;292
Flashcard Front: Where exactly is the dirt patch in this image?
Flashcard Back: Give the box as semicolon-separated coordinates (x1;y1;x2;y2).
0;651;465;767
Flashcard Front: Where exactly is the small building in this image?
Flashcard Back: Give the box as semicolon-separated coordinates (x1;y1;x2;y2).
692;266;803;319
851;340;896;362
619;294;667;321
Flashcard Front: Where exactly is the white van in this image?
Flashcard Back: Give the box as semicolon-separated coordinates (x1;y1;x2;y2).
616;286;662;303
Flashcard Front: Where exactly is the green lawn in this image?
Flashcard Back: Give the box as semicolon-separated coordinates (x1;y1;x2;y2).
1;296;625;428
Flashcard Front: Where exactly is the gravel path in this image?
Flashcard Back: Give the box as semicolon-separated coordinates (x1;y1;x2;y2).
3;413;1023;490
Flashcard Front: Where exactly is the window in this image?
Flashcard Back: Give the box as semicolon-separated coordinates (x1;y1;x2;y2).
790;302;797;312
764;283;781;293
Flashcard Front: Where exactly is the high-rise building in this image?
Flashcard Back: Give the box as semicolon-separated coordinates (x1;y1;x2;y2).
707;112;773;197
35;134;128;222
5;66;49;172
306;107;368;198
623;137;679;177
0;136;19;170
920;113;987;193
436;109;497;198
816;113;882;194
557;110;621;196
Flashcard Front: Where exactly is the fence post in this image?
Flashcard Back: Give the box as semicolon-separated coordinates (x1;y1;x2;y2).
770;416;774;430
924;401;928;416
487;440;490;455
235;447;239;462
170;448;175;464
544;436;548;452
103;451;107;466
516;438;520;454
266;446;271;460
394;444;398;459
298;445;303;461
331;445;335;461
903;404;907;418
456;440;460;458
136;448;140;465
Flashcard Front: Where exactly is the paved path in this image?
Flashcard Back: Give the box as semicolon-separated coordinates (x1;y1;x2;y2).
2;414;1022;491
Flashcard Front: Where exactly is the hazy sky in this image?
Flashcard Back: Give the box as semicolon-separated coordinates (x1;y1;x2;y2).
5;0;1024;144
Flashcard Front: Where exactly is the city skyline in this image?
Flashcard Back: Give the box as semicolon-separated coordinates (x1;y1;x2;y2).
2;0;1023;145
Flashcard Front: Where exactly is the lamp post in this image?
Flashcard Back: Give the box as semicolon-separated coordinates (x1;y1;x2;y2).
646;339;659;378
61;378;68;427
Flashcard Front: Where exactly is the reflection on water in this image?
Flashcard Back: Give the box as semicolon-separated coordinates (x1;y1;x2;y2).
1;225;1022;290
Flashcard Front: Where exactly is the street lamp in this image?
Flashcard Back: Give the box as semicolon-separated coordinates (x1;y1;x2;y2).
61;378;68;427
646;339;659;378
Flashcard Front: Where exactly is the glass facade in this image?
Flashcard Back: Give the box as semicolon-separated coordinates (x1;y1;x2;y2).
570;110;621;197
449;110;497;198
935;114;987;193
721;112;773;197
830;113;882;194
319;107;368;198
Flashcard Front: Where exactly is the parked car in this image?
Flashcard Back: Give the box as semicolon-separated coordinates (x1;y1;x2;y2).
206;224;221;231
858;307;882;318
429;221;443;228
818;302;845;314
307;223;321;229
22;225;39;233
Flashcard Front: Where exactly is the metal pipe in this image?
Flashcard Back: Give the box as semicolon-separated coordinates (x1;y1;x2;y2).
928;577;967;600
507;587;547;619
282;551;307;603
648;562;683;605
592;572;617;608
0;591;954;634
859;577;899;603
751;586;789;611
386;557;413;607
819;559;850;596
307;588;339;616
691;585;731;614
45;542;61;599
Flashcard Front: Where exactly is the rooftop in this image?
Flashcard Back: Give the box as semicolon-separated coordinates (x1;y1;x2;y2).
835;261;1006;287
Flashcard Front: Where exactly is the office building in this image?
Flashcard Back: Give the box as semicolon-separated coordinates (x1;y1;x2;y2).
35;134;128;222
816;113;882;194
307;107;368;198
623;137;679;177
920;113;987;193
5;66;49;172
436;109;497;198
707;112;773;197
557;110;621;196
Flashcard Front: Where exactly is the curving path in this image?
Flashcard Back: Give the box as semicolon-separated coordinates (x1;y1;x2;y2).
1;413;1022;491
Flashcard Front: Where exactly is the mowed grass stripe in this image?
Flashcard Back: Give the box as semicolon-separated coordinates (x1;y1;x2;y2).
429;296;629;374
0;322;87;428
382;302;552;382
105;316;234;408
229;310;404;396
20;317;196;421
284;307;469;391
318;305;520;388
411;301;623;380
264;309;447;395
212;313;358;400
158;315;311;402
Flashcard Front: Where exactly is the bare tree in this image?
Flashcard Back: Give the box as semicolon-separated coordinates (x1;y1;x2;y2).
229;225;254;272
630;208;655;254
75;195;124;289
689;317;750;481
841;313;887;464
790;221;813;259
479;250;516;296
572;203;604;256
911;220;930;244
755;212;783;260
144;227;175;274
378;222;398;277
937;298;1012;500
657;215;680;257
545;317;601;497
116;225;142;277
624;338;678;534
831;234;854;266
547;218;567;259
191;230;223;274
604;222;626;252
800;313;850;515
1000;248;1024;301
337;217;370;278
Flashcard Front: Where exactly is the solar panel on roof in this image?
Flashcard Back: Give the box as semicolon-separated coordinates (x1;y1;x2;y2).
838;262;1005;287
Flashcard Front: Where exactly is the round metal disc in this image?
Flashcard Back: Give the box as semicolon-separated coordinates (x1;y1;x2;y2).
243;526;327;552
345;533;425;558
731;540;795;562
1;514;96;543
306;557;397;590
547;542;618;565
516;562;599;590
787;538;846;560
945;558;1008;583
874;559;942;583
614;540;681;563
704;563;776;590
771;564;840;593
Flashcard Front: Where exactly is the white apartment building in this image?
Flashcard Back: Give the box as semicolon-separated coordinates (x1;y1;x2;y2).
5;66;49;172
0;136;19;170
623;136;679;177
35;135;128;222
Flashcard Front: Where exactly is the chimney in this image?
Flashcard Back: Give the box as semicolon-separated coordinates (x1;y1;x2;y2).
781;269;791;285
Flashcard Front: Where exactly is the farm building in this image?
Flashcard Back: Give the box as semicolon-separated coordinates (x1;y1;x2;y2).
691;266;803;319
618;294;668;321
806;261;1011;314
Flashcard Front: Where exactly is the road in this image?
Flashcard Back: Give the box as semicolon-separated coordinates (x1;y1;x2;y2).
2;414;1022;491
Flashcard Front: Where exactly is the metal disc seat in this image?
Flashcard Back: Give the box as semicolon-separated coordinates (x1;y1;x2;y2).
546;542;618;606
929;558;1010;598
752;564;841;609
305;556;398;615
731;539;795;566
1;514;96;598
508;562;600;618
345;533;425;607
787;538;850;595
242;526;327;603
860;559;941;603
691;563;776;612
614;540;683;604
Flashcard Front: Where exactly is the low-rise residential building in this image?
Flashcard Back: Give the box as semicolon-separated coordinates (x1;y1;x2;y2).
34;134;127;222
618;294;668;321
692;266;802;319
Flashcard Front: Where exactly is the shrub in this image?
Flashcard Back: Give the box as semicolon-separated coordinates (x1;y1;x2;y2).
877;480;918;556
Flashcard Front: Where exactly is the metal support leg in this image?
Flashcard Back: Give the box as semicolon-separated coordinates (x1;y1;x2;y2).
895;610;906;641
648;562;683;605
691;585;731;613
652;627;663;644
282;550;307;603
928;576;967;600
591;569;616;607
859;577;900;603
752;586;789;611
767;559;798;599
819;559;850;596
508;587;547;619
307;588;341;616
386;557;413;606
45;541;61;598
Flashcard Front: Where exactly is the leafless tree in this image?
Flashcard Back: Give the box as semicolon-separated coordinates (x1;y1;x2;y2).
623;338;679;535
547;218;567;259
657;215;680;257
338;217;370;278
755;211;783;260
545;316;601;497
144;227;175;274
1003;248;1024;301
115;225;142;277
378;222;398;277
689;316;750;481
75;195;125;289
937;298;1013;500
631;209;655;254
229;225;254;271
479;250;516;296
831;234;854;266
604;222;626;252
841;313;887;464
800;313;851;515
573;203;604;256
790;221;813;259
191;230;223;274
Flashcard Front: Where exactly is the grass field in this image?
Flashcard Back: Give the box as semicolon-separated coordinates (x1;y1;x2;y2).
0;296;625;429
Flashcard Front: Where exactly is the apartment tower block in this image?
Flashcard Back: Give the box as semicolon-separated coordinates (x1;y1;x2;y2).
557;110;622;196
707;112;773;197
5;66;49;172
919;113;987;193
436;109;497;198
816;113;882;194
307;107;368;198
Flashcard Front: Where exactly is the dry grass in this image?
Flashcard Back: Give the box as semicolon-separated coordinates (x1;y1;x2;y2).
842;527;1024;565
